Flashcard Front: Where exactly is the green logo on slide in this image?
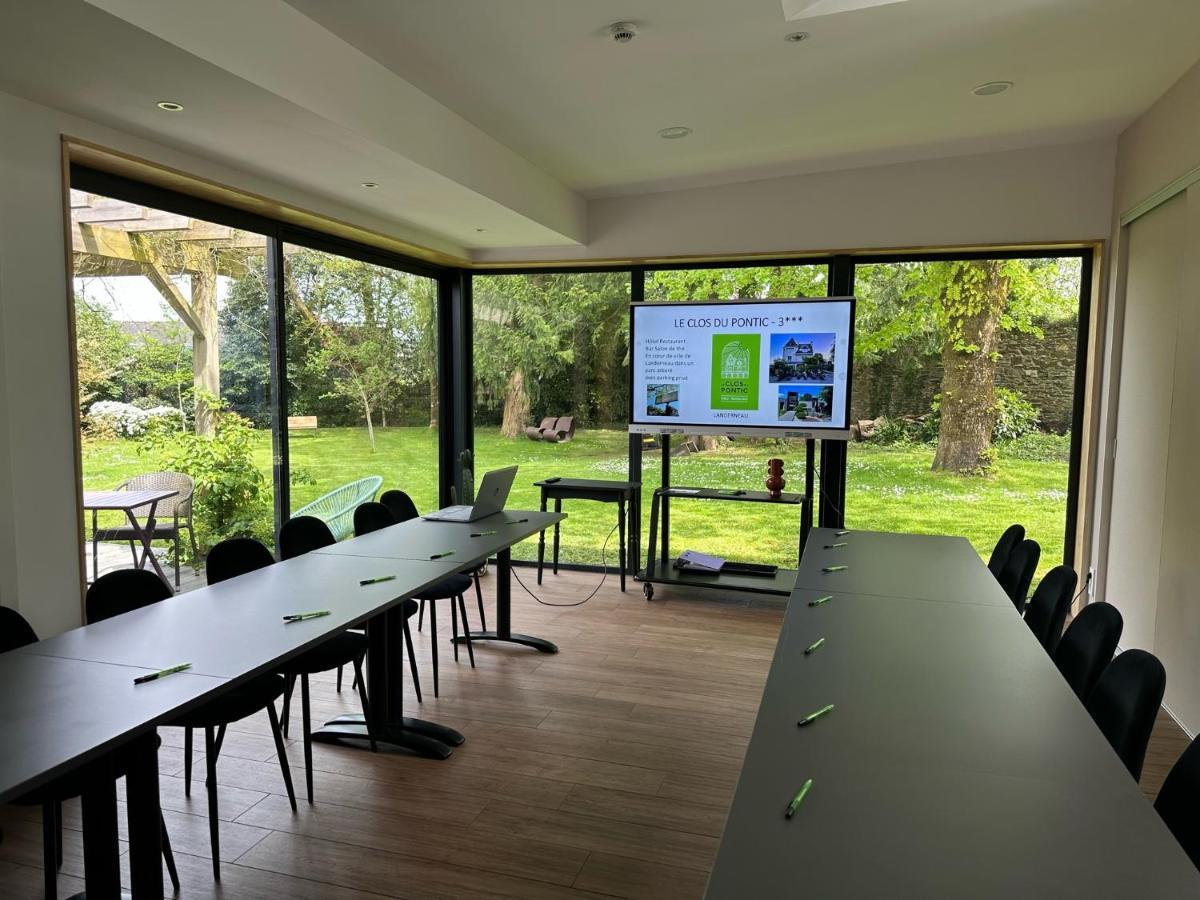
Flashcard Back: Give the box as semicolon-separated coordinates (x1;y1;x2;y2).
711;334;760;410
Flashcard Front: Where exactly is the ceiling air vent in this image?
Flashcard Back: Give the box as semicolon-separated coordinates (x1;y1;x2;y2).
609;22;638;43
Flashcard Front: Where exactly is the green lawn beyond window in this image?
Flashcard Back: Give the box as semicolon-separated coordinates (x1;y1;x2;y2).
82;427;1066;579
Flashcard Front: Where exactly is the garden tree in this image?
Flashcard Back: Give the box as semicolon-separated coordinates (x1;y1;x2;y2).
473;272;630;437
645;264;828;302
73;297;131;411
854;258;1078;474
122;321;193;419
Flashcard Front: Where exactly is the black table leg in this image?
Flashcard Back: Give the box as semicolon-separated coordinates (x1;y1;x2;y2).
454;547;558;653
552;498;562;575
537;490;547;584
71;754;122;900
124;731;163;899
313;603;464;759
618;497;627;592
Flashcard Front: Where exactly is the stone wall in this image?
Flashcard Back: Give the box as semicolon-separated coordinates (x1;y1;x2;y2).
850;317;1078;433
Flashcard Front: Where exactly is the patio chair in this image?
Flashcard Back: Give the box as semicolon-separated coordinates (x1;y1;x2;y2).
292;475;383;541
525;416;556;441
532;416;577;443
92;471;198;587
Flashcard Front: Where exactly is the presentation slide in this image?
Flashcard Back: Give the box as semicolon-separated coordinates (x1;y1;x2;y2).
629;298;854;437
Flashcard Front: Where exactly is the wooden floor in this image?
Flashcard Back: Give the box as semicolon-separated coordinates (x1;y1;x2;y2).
0;569;1190;899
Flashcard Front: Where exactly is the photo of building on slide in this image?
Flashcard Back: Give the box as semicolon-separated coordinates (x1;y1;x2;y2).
769;333;836;384
646;384;681;417
777;385;833;422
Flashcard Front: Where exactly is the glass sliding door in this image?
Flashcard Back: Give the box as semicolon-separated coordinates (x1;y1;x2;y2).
71;188;272;591
472;270;631;564
283;243;440;532
844;255;1085;577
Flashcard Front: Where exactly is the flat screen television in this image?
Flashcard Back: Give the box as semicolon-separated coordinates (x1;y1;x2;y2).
629;297;855;439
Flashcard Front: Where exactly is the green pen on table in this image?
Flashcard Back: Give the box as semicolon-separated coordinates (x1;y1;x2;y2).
470;530;497;537
808;595;833;607
804;637;825;656
824;542;848;549
822;565;848;573
798;703;835;727
429;550;456;560
785;778;813;819
283;610;331;622
133;662;191;685
359;575;396;586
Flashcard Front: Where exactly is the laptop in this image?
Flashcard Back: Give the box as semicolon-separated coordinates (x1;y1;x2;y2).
423;466;518;522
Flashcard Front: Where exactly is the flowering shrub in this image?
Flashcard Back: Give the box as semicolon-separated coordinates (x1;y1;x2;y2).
87;401;183;438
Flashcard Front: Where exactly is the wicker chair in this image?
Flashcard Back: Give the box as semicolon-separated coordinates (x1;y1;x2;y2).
292;476;383;541
92;471;198;588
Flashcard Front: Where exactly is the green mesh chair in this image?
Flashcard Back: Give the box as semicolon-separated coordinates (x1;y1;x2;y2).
292;476;383;541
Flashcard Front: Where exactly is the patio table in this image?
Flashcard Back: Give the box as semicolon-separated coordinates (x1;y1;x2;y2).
84;488;179;590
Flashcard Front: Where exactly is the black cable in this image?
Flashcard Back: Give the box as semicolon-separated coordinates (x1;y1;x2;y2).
511;521;620;607
812;459;844;523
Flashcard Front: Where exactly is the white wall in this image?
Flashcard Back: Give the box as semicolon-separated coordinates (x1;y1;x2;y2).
474;140;1117;263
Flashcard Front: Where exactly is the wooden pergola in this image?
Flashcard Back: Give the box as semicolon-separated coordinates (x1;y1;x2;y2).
70;191;264;435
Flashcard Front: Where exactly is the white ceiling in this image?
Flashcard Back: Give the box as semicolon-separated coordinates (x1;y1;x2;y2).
1;0;1198;251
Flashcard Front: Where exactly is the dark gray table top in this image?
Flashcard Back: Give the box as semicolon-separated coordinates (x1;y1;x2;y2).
706;537;1200;898
0;653;227;804
534;478;639;492
19;552;463;680
315;510;563;566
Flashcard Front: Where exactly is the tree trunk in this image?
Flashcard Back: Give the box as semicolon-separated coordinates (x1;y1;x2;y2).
931;261;1009;474
429;378;439;429
191;262;220;437
360;390;376;452
500;368;529;438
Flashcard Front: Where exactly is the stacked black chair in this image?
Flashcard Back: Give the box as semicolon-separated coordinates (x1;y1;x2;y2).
1;604;181;898
277;515;377;802
380;488;489;634
987;523;1025;578
1084;648;1166;781
1023;565;1078;653
997;538;1040;613
87;568;296;881
355;500;474;698
1154;733;1200;870
1053;601;1123;700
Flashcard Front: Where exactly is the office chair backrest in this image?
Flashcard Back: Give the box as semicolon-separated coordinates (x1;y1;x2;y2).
0;606;39;652
354;501;397;537
1023;565;1078;653
206;537;275;585
279;515;336;560
1084;648;1165;781
379;489;420;524
1053;601;1123;700
1154;733;1200;870
997;539;1040;613
987;523;1025;578
86;569;172;623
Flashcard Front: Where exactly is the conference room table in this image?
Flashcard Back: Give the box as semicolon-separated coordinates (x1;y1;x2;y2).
0;508;559;898
706;528;1200;898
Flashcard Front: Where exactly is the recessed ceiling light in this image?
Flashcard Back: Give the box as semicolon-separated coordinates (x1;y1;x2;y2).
658;126;693;140
475;228;487;233
360;181;380;189
972;81;1013;97
784;31;810;42
156;101;184;112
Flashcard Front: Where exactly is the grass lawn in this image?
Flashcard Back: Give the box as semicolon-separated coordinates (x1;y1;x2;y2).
82;427;1068;581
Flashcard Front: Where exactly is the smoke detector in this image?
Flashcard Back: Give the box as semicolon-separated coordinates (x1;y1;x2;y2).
609;22;638;43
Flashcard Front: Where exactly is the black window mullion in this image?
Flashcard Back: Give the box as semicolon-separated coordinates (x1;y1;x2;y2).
266;234;290;543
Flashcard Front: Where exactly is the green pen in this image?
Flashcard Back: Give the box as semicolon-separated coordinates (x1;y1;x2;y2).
808;595;833;607
835;530;850;536
470;530;497;537
798;703;835;727
825;542;848;549
359;575;396;586
429;550;456;560
283;610;331;622
804;637;825;656
785;778;813;819
133;663;191;685
822;565;848;573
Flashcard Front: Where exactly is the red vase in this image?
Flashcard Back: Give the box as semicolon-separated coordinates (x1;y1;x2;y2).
765;458;786;499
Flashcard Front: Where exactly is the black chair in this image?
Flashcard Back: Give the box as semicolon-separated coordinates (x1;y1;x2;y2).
87;567;296;881
1023;565;1077;653
380;488;489;636
997;538;1040;613
987;523;1025;578
278;516;377;801
1;605;181;899
1053;601;1123;700
355;500;474;698
1084;648;1165;781
205;535;274;585
1154;733;1200;870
